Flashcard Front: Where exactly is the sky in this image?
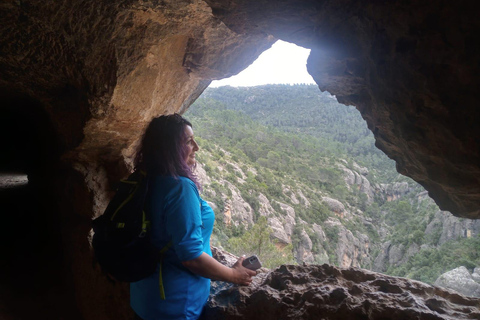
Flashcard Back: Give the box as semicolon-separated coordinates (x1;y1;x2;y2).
209;40;316;88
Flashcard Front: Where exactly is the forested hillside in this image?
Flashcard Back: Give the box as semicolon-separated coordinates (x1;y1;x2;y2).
185;84;480;285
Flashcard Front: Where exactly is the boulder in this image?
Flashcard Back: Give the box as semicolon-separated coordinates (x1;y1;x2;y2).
435;266;480;298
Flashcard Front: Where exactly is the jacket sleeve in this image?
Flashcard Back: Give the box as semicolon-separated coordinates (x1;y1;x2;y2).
164;178;203;261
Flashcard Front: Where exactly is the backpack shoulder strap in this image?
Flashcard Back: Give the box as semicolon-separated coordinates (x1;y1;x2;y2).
158;241;173;300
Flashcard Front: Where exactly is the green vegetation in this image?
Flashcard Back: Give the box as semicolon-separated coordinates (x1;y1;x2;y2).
185;84;479;285
226;216;295;269
199;85;397;182
387;236;480;284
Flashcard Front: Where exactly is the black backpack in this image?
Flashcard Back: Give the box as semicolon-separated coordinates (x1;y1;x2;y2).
92;170;166;283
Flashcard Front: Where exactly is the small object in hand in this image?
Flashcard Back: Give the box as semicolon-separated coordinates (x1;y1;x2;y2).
242;255;262;270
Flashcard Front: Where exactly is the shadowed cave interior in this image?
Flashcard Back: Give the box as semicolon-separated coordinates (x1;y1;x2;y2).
0;92;76;318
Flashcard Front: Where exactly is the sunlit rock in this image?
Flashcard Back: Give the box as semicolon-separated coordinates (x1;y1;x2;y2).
435;266;480;298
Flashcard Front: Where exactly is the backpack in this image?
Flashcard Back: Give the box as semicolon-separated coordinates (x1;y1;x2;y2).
92;170;171;290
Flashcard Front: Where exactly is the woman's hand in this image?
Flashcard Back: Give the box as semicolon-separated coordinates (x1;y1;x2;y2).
182;253;257;286
229;256;257;286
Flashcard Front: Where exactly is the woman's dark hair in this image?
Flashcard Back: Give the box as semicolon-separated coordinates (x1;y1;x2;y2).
134;113;198;185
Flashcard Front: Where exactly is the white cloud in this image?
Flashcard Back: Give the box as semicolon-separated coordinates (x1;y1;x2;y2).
210;40;316;88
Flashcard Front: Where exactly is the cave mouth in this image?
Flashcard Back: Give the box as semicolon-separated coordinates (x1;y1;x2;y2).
0;92;72;318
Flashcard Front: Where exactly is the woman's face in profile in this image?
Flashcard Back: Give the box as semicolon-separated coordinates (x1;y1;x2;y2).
184;125;199;167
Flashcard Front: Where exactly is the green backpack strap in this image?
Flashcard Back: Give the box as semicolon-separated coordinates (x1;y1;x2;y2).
158;241;173;300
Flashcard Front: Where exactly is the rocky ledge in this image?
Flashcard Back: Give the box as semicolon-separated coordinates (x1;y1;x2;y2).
207;248;480;320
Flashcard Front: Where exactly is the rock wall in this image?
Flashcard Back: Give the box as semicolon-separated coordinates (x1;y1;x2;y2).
207;250;480;320
426;210;480;246
372;207;480;274
207;157;479;277
0;1;272;319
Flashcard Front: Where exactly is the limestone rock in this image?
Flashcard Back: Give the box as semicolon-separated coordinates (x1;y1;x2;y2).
297;189;311;208
373;241;392;273
222;181;254;227
258;193;275;217
293;229;314;264
353;163;369;176
376;182;411;202
473;268;480;283
194;162;211;186
373;241;420;273
274;200;296;220
322;197;346;216
435;266;480;298
400;242;420;266
312;223;326;242
205;264;480;320
339;164;374;203
256;194;296;244
267;217;290;245
388;244;405;267
425;210;480;246
325;218;370;268
282;185;299;205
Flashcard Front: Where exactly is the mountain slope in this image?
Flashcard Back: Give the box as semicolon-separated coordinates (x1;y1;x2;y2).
186;84;480;284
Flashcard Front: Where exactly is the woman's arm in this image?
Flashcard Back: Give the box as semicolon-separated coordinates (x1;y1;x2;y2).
182;253;257;285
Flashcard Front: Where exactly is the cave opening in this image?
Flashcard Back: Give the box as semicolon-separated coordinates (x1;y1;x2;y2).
0;91;72;318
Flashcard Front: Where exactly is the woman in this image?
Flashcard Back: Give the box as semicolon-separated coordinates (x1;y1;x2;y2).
130;114;256;320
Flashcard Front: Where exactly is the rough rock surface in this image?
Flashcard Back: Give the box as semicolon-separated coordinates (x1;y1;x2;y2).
222;180;254;227
325;218;370;268
257;193;296;245
426;210;480;246
474;268;480;283
435;266;480;298
322;197;346;216
339;163;374;203
205;261;480;320
373;207;480;273
293;229;315;264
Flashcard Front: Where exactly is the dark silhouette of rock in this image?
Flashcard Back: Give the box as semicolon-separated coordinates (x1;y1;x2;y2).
209;247;480;320
206;264;480;320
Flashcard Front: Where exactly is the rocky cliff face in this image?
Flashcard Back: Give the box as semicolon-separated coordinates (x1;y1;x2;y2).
426;210;480;246
203;157;480;278
208;248;480;320
373;197;480;274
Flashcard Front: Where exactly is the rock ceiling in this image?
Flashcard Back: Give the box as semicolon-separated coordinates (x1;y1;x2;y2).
1;0;479;218
1;0;478;219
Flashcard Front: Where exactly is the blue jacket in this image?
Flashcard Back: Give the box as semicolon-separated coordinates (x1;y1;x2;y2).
131;176;215;320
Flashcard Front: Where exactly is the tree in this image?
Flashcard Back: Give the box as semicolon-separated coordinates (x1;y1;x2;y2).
226;216;295;269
